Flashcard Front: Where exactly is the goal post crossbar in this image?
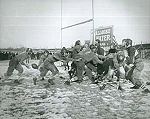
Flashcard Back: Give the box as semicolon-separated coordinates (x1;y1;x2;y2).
61;19;93;30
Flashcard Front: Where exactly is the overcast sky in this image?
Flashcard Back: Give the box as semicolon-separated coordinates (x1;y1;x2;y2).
0;0;150;48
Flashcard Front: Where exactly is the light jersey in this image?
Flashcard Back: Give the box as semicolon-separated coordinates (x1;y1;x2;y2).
40;54;48;61
38;54;48;66
15;52;30;63
123;49;128;58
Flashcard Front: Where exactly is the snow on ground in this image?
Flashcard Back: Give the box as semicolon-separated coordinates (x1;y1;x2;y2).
0;60;150;119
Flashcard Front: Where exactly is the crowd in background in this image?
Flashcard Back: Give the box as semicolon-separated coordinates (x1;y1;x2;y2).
0;51;18;60
0;50;53;61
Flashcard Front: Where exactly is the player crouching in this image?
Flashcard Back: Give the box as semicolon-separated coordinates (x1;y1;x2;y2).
3;48;32;83
33;52;66;85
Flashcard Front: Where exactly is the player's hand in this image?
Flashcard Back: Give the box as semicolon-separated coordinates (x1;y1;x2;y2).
26;65;30;69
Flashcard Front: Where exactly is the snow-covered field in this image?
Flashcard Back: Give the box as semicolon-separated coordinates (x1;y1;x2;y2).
0;60;150;119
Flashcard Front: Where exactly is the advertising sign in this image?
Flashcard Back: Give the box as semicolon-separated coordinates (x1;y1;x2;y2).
95;26;113;51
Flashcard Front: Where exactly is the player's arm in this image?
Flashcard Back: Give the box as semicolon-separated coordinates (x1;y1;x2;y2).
96;54;106;60
20;61;30;68
20;55;30;68
113;55;120;69
38;56;45;67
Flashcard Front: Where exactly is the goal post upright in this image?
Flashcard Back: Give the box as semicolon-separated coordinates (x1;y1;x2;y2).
92;0;95;45
60;0;63;48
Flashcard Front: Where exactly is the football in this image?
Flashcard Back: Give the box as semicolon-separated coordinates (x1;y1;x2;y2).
31;63;38;69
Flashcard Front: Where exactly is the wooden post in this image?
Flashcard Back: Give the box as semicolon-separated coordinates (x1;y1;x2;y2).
60;0;62;48
92;0;95;44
